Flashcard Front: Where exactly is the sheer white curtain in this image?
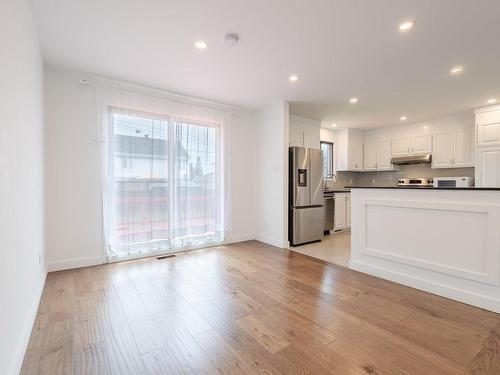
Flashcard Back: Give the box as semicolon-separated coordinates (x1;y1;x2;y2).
96;85;230;261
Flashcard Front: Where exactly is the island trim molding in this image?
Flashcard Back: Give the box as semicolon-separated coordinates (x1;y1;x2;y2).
358;198;500;286
350;188;500;313
349;259;500;314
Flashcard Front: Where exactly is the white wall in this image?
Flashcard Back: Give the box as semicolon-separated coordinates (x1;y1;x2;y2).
226;109;257;242
44;67;257;270
44;68;105;270
255;102;289;248
320;127;337;144
0;1;46;374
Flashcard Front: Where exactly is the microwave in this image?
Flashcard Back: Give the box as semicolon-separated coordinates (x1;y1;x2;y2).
433;176;474;188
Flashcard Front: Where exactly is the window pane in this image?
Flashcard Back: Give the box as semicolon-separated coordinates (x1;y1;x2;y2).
174;121;217;239
106;109;223;260
110;112;169;257
321;142;333;177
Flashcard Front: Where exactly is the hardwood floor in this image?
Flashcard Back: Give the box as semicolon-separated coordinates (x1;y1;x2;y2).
21;240;500;375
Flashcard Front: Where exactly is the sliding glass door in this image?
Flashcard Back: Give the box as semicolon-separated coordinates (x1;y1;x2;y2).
106;108;222;261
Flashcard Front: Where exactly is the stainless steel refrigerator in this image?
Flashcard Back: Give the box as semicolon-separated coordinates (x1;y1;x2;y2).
289;146;325;246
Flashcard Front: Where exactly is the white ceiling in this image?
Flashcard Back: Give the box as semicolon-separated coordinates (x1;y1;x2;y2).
31;0;500;129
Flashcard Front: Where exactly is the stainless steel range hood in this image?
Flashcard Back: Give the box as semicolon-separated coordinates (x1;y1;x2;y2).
390;154;432;165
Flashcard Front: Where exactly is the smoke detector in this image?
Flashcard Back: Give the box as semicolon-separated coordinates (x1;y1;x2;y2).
225;33;239;46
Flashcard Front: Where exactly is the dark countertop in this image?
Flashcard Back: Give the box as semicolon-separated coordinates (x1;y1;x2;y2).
324;189;351;193
345;185;500;191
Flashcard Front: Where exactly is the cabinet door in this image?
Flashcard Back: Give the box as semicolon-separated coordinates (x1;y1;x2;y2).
334;194;347;230
346;194;351;228
477;148;500;187
353;141;364;170
392;137;411;156
303;132;320;149
455;129;474;166
477;122;500;147
348;139;363;170
432;132;455;168
411;134;432;154
290;131;303;147
376;139;393;170
363;142;377;170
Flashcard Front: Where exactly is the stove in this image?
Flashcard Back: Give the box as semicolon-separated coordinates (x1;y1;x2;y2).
397;177;433;186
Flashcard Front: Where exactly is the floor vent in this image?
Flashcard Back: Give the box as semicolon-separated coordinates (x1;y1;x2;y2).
156;254;176;260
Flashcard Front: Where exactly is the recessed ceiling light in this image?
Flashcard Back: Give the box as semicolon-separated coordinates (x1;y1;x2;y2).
194;41;207;50
399;20;415;31
331;123;337;128
487;98;497;104
423;125;429;130
400;116;407;121
349;97;358;104
289;75;298;82
450;65;464;75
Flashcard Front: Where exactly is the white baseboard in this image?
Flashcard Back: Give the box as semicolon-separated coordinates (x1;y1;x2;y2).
254;234;287;249
9;269;47;375
223;234;255;245
47;255;106;272
349;260;500;314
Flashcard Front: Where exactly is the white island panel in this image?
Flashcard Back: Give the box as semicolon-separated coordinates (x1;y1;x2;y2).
350;188;500;313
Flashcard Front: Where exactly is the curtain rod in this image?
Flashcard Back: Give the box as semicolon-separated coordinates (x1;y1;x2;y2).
77;75;239;115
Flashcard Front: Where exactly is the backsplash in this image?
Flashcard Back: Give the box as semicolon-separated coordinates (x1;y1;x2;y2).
324;171;357;190
324;165;475;189
353;164;475;187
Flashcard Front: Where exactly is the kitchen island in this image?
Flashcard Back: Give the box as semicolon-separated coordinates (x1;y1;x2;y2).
349;186;500;313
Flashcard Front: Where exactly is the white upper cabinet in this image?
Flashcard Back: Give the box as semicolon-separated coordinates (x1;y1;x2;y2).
476;109;500;147
303;132;320;148
392;136;411;156
392;134;431;156
411;134;432;154
432;131;455;168
348;132;364;170
475;106;500;187
289;130;320;148
289;131;304;147
337;129;363;171
363;141;377;170
432;129;473;168
289;115;321;149
455;129;474;166
364;139;393;171
376;139;393;170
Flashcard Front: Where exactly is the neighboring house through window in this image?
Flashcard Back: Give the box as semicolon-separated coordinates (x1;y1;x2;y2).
320;141;334;177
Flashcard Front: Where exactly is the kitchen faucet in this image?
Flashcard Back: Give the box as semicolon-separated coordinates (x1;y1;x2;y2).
323;173;337;191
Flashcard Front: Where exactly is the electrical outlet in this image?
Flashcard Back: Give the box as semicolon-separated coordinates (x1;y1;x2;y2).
372;178;376;183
